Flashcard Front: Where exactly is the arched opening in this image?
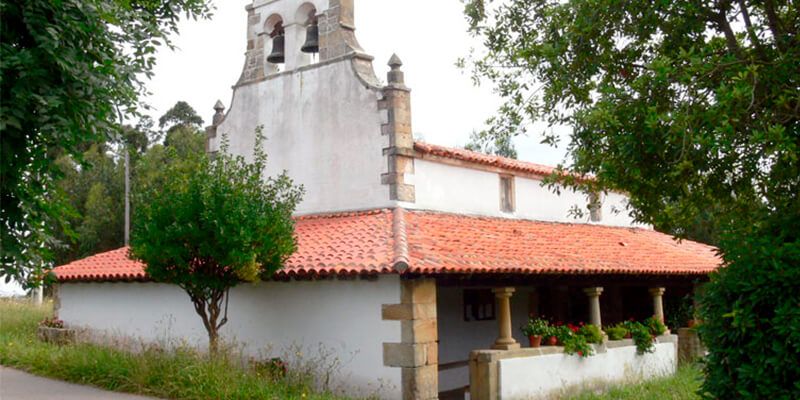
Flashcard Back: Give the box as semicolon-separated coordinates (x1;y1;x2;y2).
265;14;285;65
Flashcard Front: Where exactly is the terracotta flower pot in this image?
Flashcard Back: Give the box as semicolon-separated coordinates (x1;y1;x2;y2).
624;332;632;339
546;335;558;346
528;334;543;347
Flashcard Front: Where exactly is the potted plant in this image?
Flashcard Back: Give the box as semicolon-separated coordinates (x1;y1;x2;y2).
521;317;550;347
605;324;627;341
37;317;75;345
579;324;604;344
644;316;667;336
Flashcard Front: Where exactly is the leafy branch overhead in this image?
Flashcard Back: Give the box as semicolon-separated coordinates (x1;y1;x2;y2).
131;128;304;352
463;1;799;398
0;0;212;288
462;0;798;236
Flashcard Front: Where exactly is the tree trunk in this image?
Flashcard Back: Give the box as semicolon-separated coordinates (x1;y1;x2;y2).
188;288;230;355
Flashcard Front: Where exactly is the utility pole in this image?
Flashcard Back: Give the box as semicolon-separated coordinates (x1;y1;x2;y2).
124;148;130;246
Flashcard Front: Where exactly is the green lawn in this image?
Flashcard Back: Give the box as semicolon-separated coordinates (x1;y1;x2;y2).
564;363;703;400
0;299;355;400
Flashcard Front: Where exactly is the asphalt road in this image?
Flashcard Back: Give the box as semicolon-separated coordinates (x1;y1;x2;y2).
0;367;159;400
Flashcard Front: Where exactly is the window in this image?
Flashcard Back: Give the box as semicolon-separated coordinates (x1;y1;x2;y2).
499;175;515;213
464;289;496;321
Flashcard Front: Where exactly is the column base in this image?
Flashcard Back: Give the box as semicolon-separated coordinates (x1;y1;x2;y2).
491;342;521;350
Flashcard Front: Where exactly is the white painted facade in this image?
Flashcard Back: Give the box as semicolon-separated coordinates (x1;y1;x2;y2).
206;0;643;228
210;58;392;215
497;339;677;399
58;277;402;398
410;159;640;227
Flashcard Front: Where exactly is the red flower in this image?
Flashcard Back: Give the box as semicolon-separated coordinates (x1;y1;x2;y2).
578;350;583;355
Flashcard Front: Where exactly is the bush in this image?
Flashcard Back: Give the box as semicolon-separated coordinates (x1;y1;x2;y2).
579;324;604;344
698;213;800;399
605;326;627;341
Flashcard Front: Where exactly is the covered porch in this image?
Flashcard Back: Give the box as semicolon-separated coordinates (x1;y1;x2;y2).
434;274;696;398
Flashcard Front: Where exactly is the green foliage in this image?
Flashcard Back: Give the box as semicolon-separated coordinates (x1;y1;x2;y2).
628;321;655;355
563;333;593;357
605;326;627;341
463;1;799;397
565;363;703;400
0;300;350;400
644;316;667;336
697;209;800;399
464;129;518;159
131;129;303;352
579;324;604;344
521;316;550;336
0;0;212;289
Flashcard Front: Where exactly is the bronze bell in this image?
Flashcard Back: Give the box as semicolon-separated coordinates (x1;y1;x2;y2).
267;33;285;64
300;23;319;54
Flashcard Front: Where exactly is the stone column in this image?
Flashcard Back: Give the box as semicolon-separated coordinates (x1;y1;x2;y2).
649;287;667;325
583;287;604;327
382;278;438;400
491;287;520;350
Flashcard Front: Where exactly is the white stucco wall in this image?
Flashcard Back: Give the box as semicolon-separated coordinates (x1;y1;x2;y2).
437;286;535;391
498;340;677;399
58;276;402;398
412;159;641;227
211;59;392;215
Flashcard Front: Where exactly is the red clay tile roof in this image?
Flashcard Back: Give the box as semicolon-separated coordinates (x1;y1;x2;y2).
53;208;720;282
414;142;560;177
52;247;148;281
403;211;720;275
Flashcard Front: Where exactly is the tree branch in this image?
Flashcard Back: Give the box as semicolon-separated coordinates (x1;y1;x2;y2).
737;0;767;61
763;0;787;51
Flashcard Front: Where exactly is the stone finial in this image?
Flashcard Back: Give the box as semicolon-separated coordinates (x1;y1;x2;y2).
387;53;405;86
212;100;225;125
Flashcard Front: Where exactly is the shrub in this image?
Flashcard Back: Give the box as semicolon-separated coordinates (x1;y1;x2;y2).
605;326;627;341
579;324;604;344
698;213;800;399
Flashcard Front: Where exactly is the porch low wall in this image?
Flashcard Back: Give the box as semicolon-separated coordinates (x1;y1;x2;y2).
470;335;678;400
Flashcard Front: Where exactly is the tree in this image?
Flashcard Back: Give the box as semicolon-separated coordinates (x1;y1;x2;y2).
130;131;304;353
463;1;799;398
159;100;204;145
464;129;518;159
0;0;212;288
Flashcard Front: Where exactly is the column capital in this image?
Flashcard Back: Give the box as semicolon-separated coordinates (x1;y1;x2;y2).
492;287;516;297
649;287;666;296
583;286;604;297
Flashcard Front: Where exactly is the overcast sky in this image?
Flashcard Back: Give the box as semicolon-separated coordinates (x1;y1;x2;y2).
145;0;569;166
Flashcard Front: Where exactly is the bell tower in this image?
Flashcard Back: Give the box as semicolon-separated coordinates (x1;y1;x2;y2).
238;0;377;82
206;0;416;220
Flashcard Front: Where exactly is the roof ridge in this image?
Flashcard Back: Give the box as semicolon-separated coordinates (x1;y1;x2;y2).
392;207;410;272
293;208;389;220
413;141;559;176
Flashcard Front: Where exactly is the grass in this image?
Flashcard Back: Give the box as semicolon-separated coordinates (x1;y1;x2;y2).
0;299;357;400
564;363;704;400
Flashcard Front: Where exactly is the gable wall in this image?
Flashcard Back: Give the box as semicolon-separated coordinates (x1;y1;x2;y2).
210;60;393;215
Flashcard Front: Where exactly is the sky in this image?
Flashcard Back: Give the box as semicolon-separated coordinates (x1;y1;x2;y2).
145;0;570;166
